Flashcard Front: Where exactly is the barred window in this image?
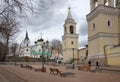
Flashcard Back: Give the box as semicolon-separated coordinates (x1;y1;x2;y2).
107;20;112;27
92;23;95;30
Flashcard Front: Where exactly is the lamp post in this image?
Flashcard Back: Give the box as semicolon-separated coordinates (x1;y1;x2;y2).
41;44;45;71
15;55;17;66
38;37;49;72
72;48;75;69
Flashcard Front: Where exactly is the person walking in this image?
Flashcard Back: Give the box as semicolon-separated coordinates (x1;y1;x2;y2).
88;60;91;66
96;61;99;69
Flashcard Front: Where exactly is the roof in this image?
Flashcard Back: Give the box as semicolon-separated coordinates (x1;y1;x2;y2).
24;31;29;41
67;6;73;19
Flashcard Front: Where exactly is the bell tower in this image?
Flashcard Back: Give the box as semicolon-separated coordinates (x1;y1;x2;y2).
62;6;79;62
24;31;30;46
90;0;114;11
23;31;30;57
87;0;120;65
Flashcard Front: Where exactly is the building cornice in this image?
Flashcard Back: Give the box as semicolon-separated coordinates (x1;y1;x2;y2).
86;5;120;22
64;20;76;27
63;48;78;51
88;32;118;41
62;34;79;40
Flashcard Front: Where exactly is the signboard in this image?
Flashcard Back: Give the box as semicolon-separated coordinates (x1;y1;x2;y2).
31;51;51;56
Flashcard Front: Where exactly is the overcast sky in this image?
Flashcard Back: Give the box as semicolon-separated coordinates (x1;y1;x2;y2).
16;0;90;48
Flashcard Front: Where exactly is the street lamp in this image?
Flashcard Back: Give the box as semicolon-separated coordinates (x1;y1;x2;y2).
72;48;75;69
45;40;49;65
38;37;50;72
41;43;45;71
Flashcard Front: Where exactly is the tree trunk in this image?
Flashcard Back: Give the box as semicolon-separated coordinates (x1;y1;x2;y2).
1;37;9;62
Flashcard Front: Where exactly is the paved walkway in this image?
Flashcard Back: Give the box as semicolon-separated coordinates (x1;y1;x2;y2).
0;66;27;82
0;65;120;82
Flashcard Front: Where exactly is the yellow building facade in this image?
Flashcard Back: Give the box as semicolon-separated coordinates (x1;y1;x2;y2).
62;0;120;65
78;47;88;64
86;0;120;66
106;46;120;65
62;7;79;62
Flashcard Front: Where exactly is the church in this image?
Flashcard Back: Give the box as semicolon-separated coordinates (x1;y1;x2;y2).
62;0;120;66
18;31;63;61
18;0;120;66
19;31;51;58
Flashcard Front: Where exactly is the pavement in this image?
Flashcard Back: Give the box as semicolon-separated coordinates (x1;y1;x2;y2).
0;66;27;82
100;66;120;72
0;64;120;82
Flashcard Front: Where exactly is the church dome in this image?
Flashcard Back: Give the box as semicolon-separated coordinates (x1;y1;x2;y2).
34;41;37;44
37;39;40;42
38;38;44;42
46;40;49;43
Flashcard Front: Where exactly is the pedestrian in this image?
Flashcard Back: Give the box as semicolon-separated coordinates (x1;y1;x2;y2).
96;61;99;69
88;60;91;66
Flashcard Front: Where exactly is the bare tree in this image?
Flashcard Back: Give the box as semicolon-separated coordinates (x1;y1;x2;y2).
0;0;34;62
0;43;5;61
11;43;18;56
50;39;62;56
0;0;56;61
0;13;19;61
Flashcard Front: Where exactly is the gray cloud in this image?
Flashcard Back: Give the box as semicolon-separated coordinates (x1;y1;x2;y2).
16;0;90;48
78;18;88;47
19;0;67;33
79;20;88;36
79;35;88;47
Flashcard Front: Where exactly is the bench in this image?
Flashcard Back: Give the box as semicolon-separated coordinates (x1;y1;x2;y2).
60;72;75;77
78;65;91;71
35;67;46;72
35;68;42;72
49;68;61;74
20;64;33;70
26;65;33;70
66;66;73;69
20;64;27;68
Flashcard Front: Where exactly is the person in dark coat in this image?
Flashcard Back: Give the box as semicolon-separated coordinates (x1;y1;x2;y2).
88;60;91;66
96;61;99;69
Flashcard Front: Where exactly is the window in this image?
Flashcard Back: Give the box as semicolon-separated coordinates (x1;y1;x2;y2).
26;43;28;47
92;23;95;30
26;49;28;51
107;20;112;27
94;0;98;7
69;25;74;34
104;0;109;6
71;41;73;45
65;27;67;33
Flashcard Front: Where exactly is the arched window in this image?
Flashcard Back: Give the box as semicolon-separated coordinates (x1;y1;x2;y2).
94;0;98;7
65;27;67;33
26;43;28;47
116;0;120;7
104;0;109;6
69;25;74;34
